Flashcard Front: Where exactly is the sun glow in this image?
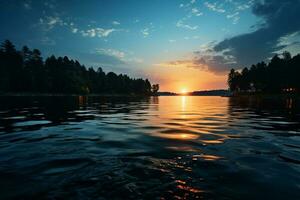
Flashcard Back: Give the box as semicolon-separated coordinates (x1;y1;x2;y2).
180;88;188;95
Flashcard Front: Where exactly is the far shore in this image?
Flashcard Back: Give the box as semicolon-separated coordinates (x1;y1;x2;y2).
0;92;299;98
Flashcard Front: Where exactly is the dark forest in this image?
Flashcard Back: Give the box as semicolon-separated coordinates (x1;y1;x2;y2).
0;40;159;95
228;51;300;94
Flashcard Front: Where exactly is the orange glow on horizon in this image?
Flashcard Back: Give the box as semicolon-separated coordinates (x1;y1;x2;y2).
148;63;227;92
180;88;188;94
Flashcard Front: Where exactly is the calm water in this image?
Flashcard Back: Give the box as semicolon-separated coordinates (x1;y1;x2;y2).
0;96;300;199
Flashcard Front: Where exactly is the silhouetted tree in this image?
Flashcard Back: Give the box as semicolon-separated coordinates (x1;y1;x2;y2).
0;40;23;92
151;84;159;94
228;51;300;94
0;40;158;95
228;69;241;91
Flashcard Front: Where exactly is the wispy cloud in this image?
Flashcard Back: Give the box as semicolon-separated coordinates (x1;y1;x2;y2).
177;1;202;30
141;28;149;37
112;21;120;25
199;0;253;24
156;59;206;69
226;12;240;24
96;48;125;59
157;52;235;74
43;0;56;9
81;28;116;38
72;28;78;33
176;19;198;30
39;16;63;30
23;1;32;10
276;31;300;55
162;0;300;74
191;8;203;16
141;23;155;38
235;1;254;11
204;2;226;13
95;48;143;64
38;15;117;38
225;0;254;24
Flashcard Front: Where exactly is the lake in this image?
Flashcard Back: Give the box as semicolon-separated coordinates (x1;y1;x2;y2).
0;96;299;199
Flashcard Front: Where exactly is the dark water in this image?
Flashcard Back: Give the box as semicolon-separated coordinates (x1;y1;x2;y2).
0;96;300;200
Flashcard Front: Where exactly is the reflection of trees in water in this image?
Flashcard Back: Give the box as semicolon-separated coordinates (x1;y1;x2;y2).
0;96;152;133
286;98;294;110
228;96;299;112
150;96;159;104
227;96;300;132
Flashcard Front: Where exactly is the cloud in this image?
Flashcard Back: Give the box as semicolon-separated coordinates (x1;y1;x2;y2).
156;59;206;69
38;15;117;39
176;19;198;30
191;8;203;16
95;48;143;64
276;31;300;53
112;21;120;25
141;23;154;38
23;2;32;10
126;57;143;63
87;52;125;67
157;43;236;74
204;2;226;13
43;0;56;9
39;16;63;30
96;48;125;59
72;28;78;33
141;28;149;37
167;0;300;74
47;17;61;26
226;11;240;24
177;1;202;30
81;28;115;38
236;2;253;11
213;0;300;67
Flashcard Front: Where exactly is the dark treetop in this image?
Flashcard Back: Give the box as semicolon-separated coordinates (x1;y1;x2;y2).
228;51;300;94
0;40;159;95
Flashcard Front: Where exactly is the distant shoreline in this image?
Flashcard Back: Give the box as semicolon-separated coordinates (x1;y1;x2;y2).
1;92;298;98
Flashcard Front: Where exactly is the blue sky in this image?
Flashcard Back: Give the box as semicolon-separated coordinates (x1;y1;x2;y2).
1;0;299;91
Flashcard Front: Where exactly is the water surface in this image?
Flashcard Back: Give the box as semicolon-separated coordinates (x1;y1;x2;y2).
0;96;300;199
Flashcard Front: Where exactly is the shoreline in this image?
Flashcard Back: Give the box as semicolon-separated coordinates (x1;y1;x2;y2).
0;93;299;98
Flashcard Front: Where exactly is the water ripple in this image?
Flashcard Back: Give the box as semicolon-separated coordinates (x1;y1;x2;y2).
0;96;300;199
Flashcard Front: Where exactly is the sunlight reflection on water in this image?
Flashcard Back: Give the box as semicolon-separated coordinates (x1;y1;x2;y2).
0;96;300;199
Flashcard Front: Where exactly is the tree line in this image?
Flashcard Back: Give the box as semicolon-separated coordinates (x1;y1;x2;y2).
0;40;159;95
228;51;300;93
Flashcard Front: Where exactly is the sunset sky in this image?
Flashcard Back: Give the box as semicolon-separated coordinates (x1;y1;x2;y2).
1;0;299;92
